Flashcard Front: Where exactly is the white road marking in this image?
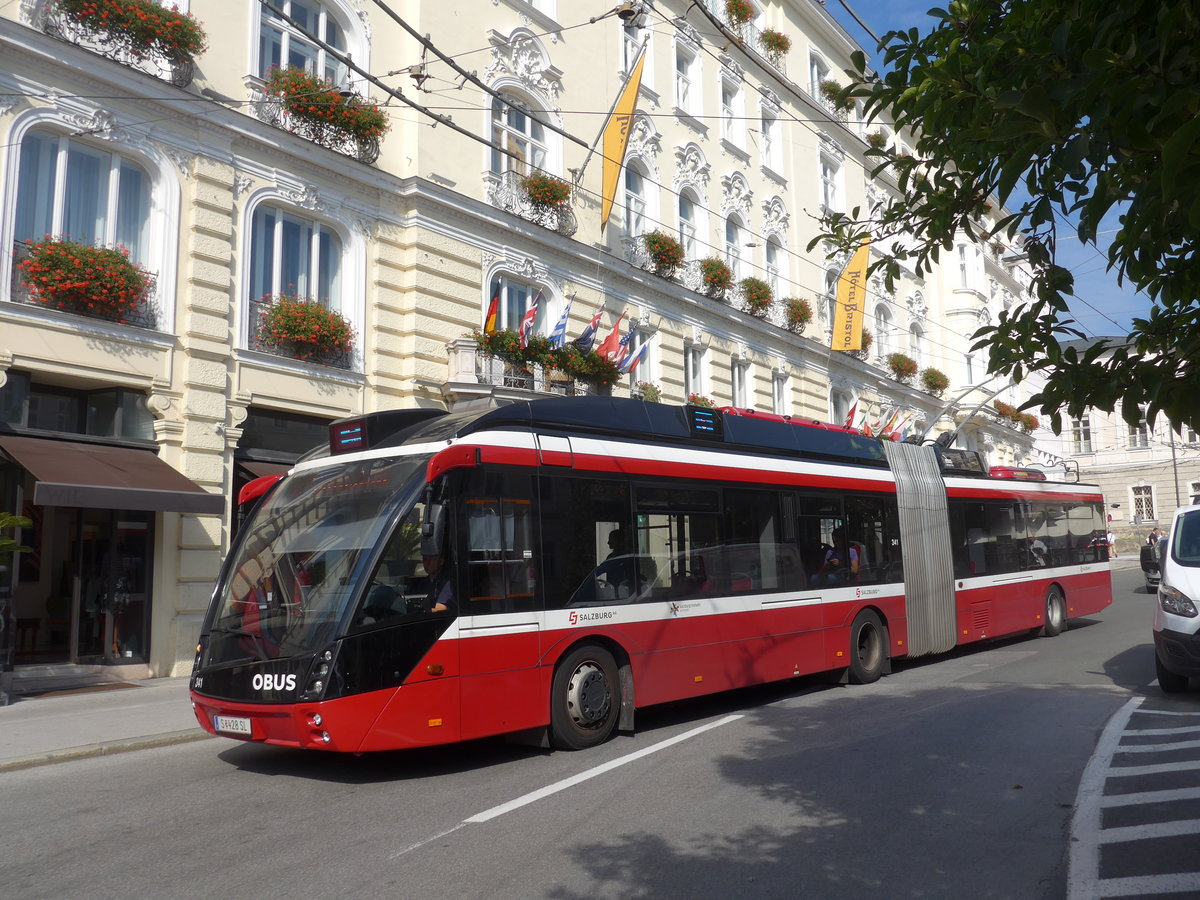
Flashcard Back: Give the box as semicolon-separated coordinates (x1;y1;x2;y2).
465;715;743;823
388;715;743;859
1069;697;1200;899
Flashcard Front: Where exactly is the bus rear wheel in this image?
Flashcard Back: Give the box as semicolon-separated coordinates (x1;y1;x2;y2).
550;644;620;750
848;610;887;685
1042;586;1066;637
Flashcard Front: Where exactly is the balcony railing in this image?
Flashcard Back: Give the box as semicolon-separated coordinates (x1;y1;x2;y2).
9;241;160;330
446;339;608;397
245;77;382;165
703;1;786;76
621;238;708;295
484;170;578;238
39;3;195;88
247;295;353;369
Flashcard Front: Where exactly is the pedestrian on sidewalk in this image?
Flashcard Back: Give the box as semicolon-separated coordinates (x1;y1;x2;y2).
1107;530;1117;558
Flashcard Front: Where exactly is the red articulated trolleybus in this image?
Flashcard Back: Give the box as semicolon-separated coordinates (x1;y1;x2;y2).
190;398;1112;752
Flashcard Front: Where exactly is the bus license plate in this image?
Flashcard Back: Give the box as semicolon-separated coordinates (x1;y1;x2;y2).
214;715;252;735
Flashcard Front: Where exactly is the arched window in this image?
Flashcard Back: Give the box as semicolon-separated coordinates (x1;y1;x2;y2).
259;0;350;85
874;303;893;358
624;163;648;237
678;190;698;259
725;216;743;280
765;237;782;299
491;95;547;176
249;204;343;306
487;275;541;334
909;322;925;367
15;128;152;264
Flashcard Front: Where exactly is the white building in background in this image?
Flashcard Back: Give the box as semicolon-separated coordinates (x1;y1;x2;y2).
0;0;1043;680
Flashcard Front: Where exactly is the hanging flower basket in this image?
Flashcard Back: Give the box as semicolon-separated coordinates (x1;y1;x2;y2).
473;329;620;389
784;297;813;334
820;79;853;111
16;237;150;325
920;367;950;398
521;172;572;211
725;0;754;26
885;352;918;384
699;256;733;299
866;130;888;150
759;29;791;55
52;0;208;67
642;230;685;278
851;327;874;361
265;66;389;147
636;381;661;402
257;294;355;362
739;277;773;318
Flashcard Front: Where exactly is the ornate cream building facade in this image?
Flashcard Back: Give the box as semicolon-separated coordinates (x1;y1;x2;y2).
0;0;1042;681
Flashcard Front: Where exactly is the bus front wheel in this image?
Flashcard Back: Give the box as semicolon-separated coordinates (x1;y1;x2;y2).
550;644;620;750
1042;586;1066;637
848;610;887;685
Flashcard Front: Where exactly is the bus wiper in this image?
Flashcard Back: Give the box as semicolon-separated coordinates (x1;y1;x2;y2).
209;625;269;660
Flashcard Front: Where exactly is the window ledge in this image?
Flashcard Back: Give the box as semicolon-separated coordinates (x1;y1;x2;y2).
497;0;562;34
720;138;751;164
674;107;708;136
761;164;787;187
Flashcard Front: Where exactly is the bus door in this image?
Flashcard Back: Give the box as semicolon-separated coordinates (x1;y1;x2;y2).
456;468;542;740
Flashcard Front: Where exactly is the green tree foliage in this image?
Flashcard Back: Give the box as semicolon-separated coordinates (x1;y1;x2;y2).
814;1;1200;432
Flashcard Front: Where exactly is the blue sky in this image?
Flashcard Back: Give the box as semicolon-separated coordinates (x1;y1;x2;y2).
823;0;1150;339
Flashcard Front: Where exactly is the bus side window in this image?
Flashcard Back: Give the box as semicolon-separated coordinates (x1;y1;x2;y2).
539;474;634;609
462;469;537;615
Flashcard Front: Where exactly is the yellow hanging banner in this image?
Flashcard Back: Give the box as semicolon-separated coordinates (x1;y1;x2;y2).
599;49;647;232
831;237;870;351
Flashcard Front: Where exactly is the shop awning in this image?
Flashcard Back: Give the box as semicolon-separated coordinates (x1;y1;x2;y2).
0;435;225;514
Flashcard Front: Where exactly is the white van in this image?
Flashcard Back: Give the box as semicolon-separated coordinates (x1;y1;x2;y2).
1153;504;1200;691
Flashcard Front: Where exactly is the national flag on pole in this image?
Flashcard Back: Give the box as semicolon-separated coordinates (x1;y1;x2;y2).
600;46;647;232
843;399;858;430
549;295;573;349
483;294;499;335
518;290;541;348
831;236;871;352
596;312;626;361
613;330;634;369
573;305;605;352
620;338;651;375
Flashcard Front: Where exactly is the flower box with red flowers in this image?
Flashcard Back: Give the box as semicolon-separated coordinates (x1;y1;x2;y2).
16;238;151;326
256;294;355;365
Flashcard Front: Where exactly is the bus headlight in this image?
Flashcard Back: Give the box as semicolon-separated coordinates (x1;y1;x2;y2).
1159;585;1198;618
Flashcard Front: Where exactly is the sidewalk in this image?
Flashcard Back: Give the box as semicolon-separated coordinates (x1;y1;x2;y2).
0;673;211;773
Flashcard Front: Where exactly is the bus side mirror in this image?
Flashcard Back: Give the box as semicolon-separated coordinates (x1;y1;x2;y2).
421;503;446;557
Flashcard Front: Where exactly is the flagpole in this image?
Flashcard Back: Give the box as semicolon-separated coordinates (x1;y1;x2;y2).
572;37;648;188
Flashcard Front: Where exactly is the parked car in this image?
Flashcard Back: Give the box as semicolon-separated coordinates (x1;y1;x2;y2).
1153;506;1200;692
1141;539;1166;591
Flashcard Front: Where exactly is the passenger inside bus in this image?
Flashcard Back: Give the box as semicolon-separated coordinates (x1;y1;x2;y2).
422;553;456;613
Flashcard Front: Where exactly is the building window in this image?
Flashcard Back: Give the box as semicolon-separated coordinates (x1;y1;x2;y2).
678;190;698;259
491;94;548;175
765;238;781;300
1190;481;1200;505
0;370;154;441
909;322;925;367
625;328;653;389
809;54;830;98
731;358;749;408
830;388;852;426
874;303;893;358
772;371;790;416
249;204;343;306
824;269;839;328
624;163;648;237
761;108;780;171
957;243;970;289
965;353;975;385
820;154;842;212
259;0;350;85
1070;416;1092;454
1127;405;1150;449
684;344;705;398
725;216;743;280
14;129;152;265
487;275;541;334
1132;485;1155;522
721;77;743;146
674;42;699;115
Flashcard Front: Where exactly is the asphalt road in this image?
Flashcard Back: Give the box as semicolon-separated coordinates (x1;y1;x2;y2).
0;567;1179;900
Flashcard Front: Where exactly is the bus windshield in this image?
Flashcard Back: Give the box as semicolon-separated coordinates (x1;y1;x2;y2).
205;453;431;663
